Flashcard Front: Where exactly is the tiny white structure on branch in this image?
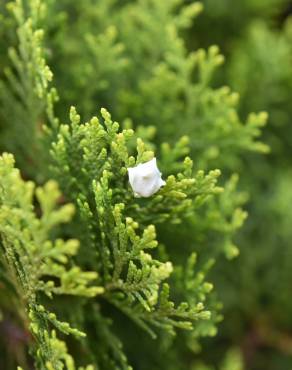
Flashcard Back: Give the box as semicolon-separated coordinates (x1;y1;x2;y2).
128;158;165;198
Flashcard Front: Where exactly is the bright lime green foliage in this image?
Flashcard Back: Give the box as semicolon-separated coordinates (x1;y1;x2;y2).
46;104;259;369
0;0;272;369
0;0;57;179
0;153;101;369
50;106;220;341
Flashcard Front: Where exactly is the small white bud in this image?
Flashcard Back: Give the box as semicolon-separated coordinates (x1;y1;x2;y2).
128;158;165;198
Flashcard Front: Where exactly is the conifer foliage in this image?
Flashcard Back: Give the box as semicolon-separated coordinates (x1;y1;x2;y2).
0;0;268;369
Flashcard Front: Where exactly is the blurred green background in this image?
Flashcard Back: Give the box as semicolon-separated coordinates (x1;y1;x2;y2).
196;1;292;369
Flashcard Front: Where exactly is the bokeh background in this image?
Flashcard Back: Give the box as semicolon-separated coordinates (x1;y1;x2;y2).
196;1;292;369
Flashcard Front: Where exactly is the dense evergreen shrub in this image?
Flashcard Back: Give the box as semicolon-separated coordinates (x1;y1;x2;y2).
0;0;291;369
